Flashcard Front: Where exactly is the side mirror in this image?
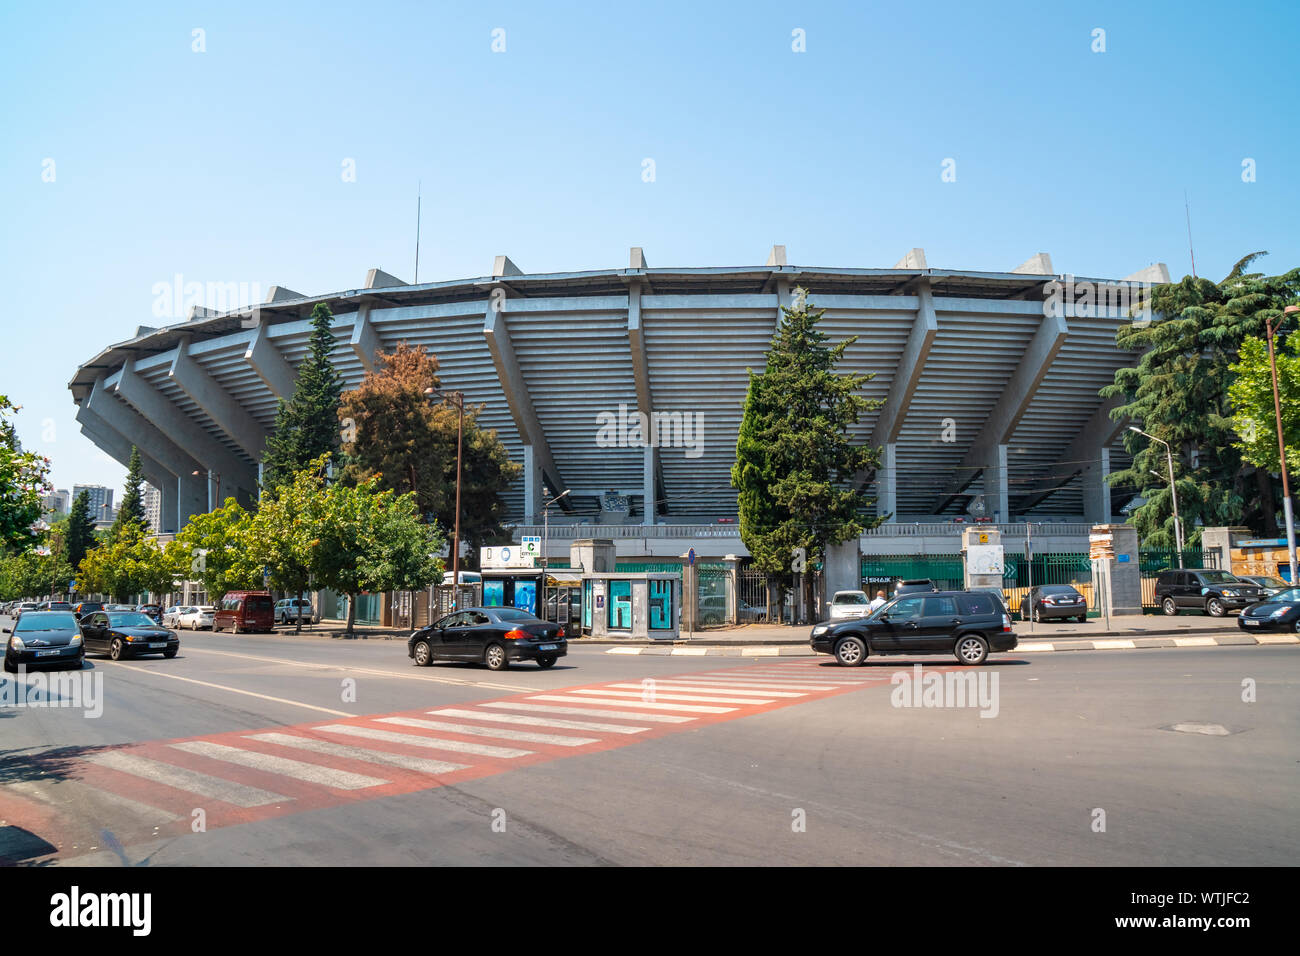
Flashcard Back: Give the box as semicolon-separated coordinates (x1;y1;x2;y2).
1;627;9;634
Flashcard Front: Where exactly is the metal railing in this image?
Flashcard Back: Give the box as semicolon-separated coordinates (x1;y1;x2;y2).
509;521;1096;539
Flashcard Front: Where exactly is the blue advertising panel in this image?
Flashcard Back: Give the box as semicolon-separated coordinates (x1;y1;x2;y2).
608;580;632;629
648;579;672;630
514;580;536;613
483;580;504;607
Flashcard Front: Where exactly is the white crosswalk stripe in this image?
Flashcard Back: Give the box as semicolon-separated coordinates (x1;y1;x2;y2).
608;681;807;698
314;723;533;758
170;740;389;790
528;694;735;714
561;688;775;705
377;716;597;747
482;701;694;723
8;778;181;824
245;733;469;775
86;750;290;808
428;708;652;734
655;677;841;690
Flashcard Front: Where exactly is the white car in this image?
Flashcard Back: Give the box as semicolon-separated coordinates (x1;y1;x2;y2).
162;606;189;628
177;606;215;630
274;598;319;625
828;590;873;621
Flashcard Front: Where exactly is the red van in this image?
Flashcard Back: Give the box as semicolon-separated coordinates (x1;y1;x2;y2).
212;591;275;634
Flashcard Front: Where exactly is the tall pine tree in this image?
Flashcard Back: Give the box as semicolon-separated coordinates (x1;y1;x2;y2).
731;288;882;622
64;490;96;570
261;303;344;490
111;446;146;537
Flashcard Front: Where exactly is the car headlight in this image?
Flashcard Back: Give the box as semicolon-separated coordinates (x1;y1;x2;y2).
812;625;830;636
1270;607;1289;618
10;636;24;651
70;634;82;646
1222;589;1238;597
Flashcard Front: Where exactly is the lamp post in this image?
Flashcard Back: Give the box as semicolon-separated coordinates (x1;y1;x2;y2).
1129;426;1183;566
192;469;221;512
424;387;464;608
542;489;570;621
1267;305;1299;584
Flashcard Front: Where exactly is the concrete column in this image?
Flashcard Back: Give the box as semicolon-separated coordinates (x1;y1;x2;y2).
523;445;543;524
821;540;862;613
1093;524;1141;615
643;444;657;525
160;480;179;535
875;443;897;521
1083;447;1111;524
1201;527;1250;573
986;444;1010;522
178;473;207;530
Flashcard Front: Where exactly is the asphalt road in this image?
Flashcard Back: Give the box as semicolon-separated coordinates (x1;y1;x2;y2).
1;616;1296;866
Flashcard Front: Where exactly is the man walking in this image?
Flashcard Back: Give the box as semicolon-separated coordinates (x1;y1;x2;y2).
867;589;887;612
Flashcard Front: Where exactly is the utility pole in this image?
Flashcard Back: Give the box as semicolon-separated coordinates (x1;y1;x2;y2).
1268;305;1299;584
424;387;464;608
1129;426;1184;566
542;489;570;621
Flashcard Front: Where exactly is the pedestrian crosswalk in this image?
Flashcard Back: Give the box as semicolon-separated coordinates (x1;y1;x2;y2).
0;661;896;860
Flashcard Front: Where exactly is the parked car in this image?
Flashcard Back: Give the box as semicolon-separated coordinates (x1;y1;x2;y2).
810;589;1016;666
3;611;85;672
162;605;189;628
1237;587;1300;632
71;601;104;617
274;598;319;625
1154;569;1262;617
212;591;275;634
1018;585;1089;623
135;604;163;624
79;610;179;661
36;601;72;612
408;606;566;670
13;602;39;620
1239;575;1289;598
104;604;136;612
894;579;938;597
828;590;872;621
176;606;216;630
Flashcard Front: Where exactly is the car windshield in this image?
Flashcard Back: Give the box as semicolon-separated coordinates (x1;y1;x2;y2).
1266;588;1300;602
1254;577;1288;588
1198;572;1241;584
15;612;77;632
834;592;868;604
198;606;216;612
108;612;158;628
492;608;538;622
1041;585;1077;594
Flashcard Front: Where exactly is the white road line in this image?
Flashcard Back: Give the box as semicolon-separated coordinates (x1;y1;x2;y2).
315;723;532;758
377;716;597;747
8;779;181;824
528;694;734;714
245;733;468;775
180;646;534;692
110;664;353;716
606;647;642;655
428;707;651;734
1092;639;1136;649
669;647;710;656
86;750;290;807
170;740;388;790
1255;634;1300;644
652;677;836;690
740;647;781;656
1172;636;1218;647
563;688;775;705
482;701;694;723
607;681;806;698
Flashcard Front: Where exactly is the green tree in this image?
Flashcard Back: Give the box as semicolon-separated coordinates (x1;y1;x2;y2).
63;490;96;572
1;548;73;601
0;395;52;553
262;303;344;490
338;342;521;556
111;446;146;537
248;474;320;634
1103;254;1300;546
731;289;882;622
79;524;174;602
1228;336;1300;477
174;500;263;604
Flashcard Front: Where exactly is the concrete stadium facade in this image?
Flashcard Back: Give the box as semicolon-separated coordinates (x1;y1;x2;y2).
69;246;1166;555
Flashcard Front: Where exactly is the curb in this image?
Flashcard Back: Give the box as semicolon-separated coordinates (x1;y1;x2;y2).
603;634;1300;657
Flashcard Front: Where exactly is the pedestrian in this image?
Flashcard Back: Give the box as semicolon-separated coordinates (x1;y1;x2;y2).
868;590;887;612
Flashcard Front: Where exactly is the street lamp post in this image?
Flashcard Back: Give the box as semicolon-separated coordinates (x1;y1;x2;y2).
1129;426;1183;566
1267;305;1299;584
542;489;570;621
424;388;464;610
192;469;221;512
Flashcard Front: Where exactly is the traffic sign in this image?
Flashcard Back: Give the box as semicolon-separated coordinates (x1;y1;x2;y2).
688;548;696;566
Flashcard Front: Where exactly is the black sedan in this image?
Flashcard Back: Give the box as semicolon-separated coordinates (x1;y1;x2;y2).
1237;588;1300;633
409;606;567;671
79;610;180;661
1018;585;1089;623
3;611;86;672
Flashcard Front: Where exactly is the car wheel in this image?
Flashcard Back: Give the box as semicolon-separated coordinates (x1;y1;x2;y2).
1293;618;1300;634
1032;607;1042;623
109;638;124;661
484;642;508;671
954;634;989;665
1162;597;1177;616
413;640;432;666
834;636;866;667
1077;614;1088;623
163;648;177;659
232;622;241;635
537;654;557;669
1206;598;1226;617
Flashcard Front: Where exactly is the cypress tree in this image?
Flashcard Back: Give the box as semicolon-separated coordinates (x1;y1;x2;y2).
262;303;344;490
112;446;146;536
64;490;96;570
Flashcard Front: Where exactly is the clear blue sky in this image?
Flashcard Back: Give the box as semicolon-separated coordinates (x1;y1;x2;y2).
2;0;1297;496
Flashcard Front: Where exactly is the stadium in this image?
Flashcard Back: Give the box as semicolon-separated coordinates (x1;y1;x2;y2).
69;245;1168;560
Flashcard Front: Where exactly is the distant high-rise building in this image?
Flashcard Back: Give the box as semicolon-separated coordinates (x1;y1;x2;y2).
72;484;114;519
143;484;161;532
41;488;71;516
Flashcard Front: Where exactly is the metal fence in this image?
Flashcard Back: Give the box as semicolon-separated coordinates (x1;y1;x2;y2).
1138;549;1221;608
1002;552;1095;617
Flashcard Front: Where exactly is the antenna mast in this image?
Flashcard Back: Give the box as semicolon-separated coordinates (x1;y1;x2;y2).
1184;190;1197;278
415;181;422;284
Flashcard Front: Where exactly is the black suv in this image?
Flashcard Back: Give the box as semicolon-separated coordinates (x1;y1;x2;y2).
810;589;1016;666
894;579;938;596
1154;569;1261;617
